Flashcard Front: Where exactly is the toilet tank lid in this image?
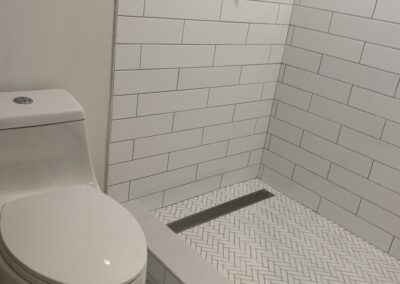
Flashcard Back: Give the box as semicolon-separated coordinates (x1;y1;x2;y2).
0;89;85;130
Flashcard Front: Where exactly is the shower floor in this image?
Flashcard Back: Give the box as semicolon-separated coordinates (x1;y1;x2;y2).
153;179;400;284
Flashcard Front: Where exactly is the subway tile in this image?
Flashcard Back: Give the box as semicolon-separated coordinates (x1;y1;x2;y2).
275;83;312;110
320;56;399;96
221;165;259;187
116;17;183;44
389;238;400;258
141;45;214;69
269;45;285;64
145;0;222;20
262;82;277;100
109;140;133;164
118;0;144;16
262;149;295;178
283;66;351;103
183;20;248;44
262;166;320;210
240;64;280;84
137;89;208;116
234;100;272;121
330;13;400;49
292;28;364;62
173;106;234;131
329;164;400;217
197;153;249;180
203;119;257;144
178;66;241;89
309;95;385;138
112;95;137;119
349;87;400;123
247;25;289;44
268;117;303;145
293;166;360;213
209;84;263;107
382;121;400;147
276;102;340;142
168;141;228;170
129;165;197;198
221;0;279;24
277;4;293;24
269;136;330;177
249;149;263;165
136;192;164;211
361;43;400;75
163;175;221;206
318;199;393;252
133;129;202;159
374;0;400;24
358;200;400;238
227;133;266;155
302;132;372;177
339;127;400;171
290;5;332;32
301;0;376;17
108;154;168;185
111;114;173;142
114;44;140;70
114;69;178;95
107;183;130;203
255;117;270;134
214;45;270;66
369;162;400;195
283;45;322;73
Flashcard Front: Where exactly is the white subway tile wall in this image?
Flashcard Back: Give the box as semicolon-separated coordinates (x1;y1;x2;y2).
108;0;289;210
263;0;400;258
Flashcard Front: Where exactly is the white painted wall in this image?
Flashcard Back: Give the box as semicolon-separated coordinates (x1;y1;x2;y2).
0;0;115;188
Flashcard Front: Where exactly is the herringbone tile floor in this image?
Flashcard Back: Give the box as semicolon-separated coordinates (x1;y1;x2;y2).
153;179;400;284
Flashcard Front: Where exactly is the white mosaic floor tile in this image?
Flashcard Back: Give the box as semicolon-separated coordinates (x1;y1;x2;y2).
153;179;400;284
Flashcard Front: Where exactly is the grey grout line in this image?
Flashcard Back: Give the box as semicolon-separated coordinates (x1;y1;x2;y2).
388;237;396;254
371;0;379;19
355;197;363;215
367;160;374;179
359;42;367;64
379;119;387;140
219;0;224;21
245;23;251;44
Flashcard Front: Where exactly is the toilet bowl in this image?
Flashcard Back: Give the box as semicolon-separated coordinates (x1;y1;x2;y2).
0;90;147;284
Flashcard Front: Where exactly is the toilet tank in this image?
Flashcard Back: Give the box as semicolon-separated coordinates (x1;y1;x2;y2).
0;90;98;203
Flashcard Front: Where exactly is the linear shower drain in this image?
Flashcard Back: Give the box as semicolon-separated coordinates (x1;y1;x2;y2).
167;189;274;233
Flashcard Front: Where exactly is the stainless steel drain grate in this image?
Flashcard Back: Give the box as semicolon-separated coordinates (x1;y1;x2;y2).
167;189;274;233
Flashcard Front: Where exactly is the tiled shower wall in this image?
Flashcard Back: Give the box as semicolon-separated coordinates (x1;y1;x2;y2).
262;0;400;258
107;0;293;210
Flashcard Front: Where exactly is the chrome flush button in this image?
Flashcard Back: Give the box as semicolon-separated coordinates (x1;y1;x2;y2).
13;97;33;105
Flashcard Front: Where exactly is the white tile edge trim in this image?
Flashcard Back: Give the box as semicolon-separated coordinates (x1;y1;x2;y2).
123;200;231;284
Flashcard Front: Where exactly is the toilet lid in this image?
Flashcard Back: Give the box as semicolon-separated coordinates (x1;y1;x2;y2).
0;186;147;284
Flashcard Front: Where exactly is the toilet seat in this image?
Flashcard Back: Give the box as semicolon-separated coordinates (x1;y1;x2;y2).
0;186;147;284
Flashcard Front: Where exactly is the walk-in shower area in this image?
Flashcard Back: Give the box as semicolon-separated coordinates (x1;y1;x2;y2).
106;0;400;283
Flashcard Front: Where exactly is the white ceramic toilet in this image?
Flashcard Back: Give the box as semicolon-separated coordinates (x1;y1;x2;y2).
0;90;147;284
